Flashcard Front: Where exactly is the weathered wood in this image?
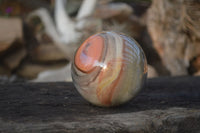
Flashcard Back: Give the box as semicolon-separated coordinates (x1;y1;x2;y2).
147;0;200;75
0;76;200;132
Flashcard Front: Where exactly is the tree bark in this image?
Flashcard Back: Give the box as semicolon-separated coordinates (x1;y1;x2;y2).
147;0;200;75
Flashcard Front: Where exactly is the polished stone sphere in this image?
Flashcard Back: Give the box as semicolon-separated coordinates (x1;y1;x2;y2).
71;31;147;107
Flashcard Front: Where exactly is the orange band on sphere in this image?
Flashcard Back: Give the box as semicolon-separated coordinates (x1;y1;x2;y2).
75;35;104;73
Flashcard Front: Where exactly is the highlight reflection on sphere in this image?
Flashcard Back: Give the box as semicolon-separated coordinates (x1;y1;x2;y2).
71;31;147;107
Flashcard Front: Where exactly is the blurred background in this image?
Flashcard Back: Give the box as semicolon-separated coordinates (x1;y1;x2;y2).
0;0;199;83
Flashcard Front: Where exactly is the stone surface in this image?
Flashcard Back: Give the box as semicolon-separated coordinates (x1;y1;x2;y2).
72;31;147;107
0;76;200;132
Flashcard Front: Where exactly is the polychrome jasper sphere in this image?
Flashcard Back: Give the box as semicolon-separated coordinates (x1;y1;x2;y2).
71;31;147;107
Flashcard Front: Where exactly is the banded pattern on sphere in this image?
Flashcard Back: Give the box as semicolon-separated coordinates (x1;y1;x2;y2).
72;31;147;107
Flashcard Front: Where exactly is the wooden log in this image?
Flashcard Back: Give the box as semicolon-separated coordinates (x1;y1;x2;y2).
0;18;23;54
31;44;66;62
0;76;200;132
147;0;200;76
